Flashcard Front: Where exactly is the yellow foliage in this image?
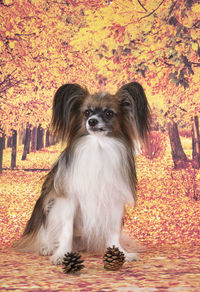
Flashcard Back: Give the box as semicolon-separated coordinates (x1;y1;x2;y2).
9;87;14;96
192;42;198;51
181;14;194;28
191;29;198;39
192;3;200;13
0;41;4;49
3;0;13;5
0;0;200;132
9;41;15;49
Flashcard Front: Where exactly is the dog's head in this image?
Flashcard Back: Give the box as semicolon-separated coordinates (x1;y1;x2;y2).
51;82;150;149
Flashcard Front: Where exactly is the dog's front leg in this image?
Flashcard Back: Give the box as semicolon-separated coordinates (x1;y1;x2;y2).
49;197;77;265
106;203;138;262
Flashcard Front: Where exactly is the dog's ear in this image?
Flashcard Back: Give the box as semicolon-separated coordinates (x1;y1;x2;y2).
51;83;89;141
117;82;150;140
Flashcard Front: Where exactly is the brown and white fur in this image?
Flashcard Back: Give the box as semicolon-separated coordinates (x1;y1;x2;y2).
14;82;150;264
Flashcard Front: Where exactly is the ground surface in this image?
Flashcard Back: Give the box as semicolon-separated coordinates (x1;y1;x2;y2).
1;246;200;291
0;144;200;291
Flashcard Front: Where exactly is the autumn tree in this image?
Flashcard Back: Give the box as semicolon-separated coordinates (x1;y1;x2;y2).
192;116;200;169
0;0;200;170
69;0;200;168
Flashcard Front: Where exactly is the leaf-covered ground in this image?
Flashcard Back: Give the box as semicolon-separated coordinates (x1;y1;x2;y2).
0;144;200;290
1;247;200;291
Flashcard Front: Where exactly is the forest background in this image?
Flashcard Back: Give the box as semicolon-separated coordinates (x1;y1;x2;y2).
0;0;200;251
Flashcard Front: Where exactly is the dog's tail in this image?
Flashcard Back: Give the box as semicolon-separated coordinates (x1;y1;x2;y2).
13;194;46;253
13;165;58;253
13;232;39;253
13;196;45;253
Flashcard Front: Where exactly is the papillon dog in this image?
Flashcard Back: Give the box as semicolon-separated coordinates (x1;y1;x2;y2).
14;82;150;264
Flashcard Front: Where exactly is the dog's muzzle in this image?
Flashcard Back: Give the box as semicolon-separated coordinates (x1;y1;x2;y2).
87;117;106;134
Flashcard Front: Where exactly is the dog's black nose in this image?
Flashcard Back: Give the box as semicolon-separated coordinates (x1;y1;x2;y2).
88;118;98;127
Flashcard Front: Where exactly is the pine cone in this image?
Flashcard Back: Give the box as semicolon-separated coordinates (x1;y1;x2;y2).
103;245;125;270
62;252;84;274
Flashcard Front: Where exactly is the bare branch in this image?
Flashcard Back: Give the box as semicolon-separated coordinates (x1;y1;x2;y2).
174;104;187;112
0;79;21;95
0;69;27;96
163;61;175;67
168;0;177;16
15;33;36;36
0;2;14;7
139;0;164;21
136;0;148;12
191;62;200;67
0;69;17;87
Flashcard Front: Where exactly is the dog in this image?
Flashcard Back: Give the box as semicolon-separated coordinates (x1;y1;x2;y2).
14;82;150;264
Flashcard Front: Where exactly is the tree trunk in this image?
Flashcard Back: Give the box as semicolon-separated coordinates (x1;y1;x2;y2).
37;124;44;150
41;127;44;149
31;126;37;152
3;134;5;149
168;121;188;169
11;129;17;169
7;136;12;148
27;126;31;154
45;129;50;147
192;116;200;169
22;123;31;160
0;134;4;174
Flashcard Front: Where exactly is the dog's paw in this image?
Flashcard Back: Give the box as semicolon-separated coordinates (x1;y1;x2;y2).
40;246;53;256
125;252;139;262
50;253;64;265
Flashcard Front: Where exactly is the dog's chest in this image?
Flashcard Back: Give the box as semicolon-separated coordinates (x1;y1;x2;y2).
66;135;134;251
67;135;130;199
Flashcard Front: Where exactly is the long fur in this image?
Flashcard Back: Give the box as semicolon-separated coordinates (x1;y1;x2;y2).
14;82;150;264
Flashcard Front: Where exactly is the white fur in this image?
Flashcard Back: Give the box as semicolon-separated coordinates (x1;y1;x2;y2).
39;196;77;264
40;135;137;264
133;139;142;155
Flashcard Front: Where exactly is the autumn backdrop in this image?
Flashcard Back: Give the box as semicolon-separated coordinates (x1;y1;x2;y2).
0;0;200;249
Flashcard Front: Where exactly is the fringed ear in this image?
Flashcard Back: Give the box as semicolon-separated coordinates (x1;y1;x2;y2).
51;83;89;141
117;82;150;140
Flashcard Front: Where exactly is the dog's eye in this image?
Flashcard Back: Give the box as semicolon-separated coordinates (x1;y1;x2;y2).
104;110;114;119
84;109;93;118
